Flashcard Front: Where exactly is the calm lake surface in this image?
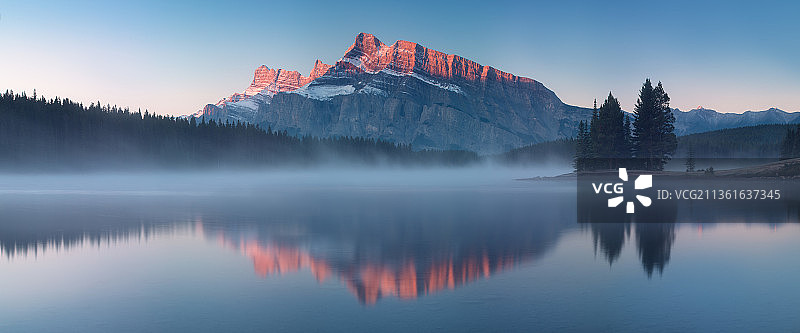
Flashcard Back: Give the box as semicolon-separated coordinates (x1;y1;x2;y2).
1;169;799;332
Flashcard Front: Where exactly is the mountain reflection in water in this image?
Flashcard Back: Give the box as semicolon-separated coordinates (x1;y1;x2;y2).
0;178;796;305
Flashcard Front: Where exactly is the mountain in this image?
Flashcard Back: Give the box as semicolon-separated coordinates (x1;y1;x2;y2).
192;33;799;154
190;60;333;121
193;33;590;154
672;107;800;136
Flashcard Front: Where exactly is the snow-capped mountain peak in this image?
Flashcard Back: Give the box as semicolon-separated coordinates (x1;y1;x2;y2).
188;32;584;153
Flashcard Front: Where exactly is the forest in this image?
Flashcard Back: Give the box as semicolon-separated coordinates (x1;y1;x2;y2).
500;138;576;165
0;91;479;171
501;123;792;166
679;124;792;159
574;79;677;171
780;123;800;159
2;89;795;172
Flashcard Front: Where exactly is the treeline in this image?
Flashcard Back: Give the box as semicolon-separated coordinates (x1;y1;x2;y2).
499;138;576;165
575;79;677;171
678;124;792;158
0;91;479;171
501;123;792;166
781;124;800;159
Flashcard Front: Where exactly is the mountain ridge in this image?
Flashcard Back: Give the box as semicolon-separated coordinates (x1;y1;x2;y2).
190;60;333;120
339;33;535;84
192;32;585;154
671;107;800;135
191;33;798;154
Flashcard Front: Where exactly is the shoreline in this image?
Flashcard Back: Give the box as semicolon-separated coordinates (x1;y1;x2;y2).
519;158;800;181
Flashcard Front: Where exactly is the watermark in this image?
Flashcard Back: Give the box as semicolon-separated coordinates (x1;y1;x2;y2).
576;159;799;223
591;168;652;214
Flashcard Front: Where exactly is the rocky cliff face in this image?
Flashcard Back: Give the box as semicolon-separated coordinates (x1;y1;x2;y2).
193;33;590;154
339;33;534;84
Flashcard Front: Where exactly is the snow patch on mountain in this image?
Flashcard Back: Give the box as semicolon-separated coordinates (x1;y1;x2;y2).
379;69;463;94
230;96;264;111
291;84;356;101
340;57;375;74
358;85;388;97
409;73;464;95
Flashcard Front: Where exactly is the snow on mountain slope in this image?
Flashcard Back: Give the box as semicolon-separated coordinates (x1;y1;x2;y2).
291;84;356;101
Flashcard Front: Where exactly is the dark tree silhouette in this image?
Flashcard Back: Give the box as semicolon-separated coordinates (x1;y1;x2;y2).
632;79;677;170
577;93;631;170
781;124;800;159
685;143;696;172
635;223;676;277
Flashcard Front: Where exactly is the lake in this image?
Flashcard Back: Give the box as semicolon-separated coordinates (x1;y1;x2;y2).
1;168;799;332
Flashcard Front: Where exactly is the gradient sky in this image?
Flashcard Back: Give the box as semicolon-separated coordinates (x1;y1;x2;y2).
1;0;798;116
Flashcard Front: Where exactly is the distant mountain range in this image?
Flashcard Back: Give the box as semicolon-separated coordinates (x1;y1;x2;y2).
672;107;800;136
191;33;798;154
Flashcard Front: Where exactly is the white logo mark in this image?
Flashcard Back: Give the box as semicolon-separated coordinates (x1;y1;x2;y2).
607;168;652;214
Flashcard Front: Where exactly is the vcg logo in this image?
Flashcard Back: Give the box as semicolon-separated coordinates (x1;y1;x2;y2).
591;168;653;214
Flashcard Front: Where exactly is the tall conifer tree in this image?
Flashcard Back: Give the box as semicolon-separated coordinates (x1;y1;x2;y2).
593;93;629;169
632;79;677;170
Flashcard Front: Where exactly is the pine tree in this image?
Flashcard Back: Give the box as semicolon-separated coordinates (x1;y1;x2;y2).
632;79;677;170
781;124;800;159
595;92;629;169
575;120;591;171
585;99;601;170
589;98;599;152
623;114;632;159
575;95;636;171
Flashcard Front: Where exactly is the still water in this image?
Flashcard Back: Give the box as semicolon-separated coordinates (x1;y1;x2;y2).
1;169;799;332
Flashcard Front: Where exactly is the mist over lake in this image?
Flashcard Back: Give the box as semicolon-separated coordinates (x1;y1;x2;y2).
3;0;799;330
1;168;799;332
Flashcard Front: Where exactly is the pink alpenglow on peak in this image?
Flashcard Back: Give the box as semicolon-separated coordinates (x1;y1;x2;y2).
190;60;332;119
336;33;535;85
217;61;333;107
199;32;537;114
194;32;537;118
189;32;587;154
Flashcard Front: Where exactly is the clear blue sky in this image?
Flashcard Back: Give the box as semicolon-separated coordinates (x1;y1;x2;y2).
1;0;798;116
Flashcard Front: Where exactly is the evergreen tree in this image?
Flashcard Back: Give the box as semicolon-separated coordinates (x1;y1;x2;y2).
575;94;633;171
623;114;632;159
632;79;677;170
685;143;696;172
781;124;800;159
594;92;629;169
574;120;591;171
585;98;602;170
